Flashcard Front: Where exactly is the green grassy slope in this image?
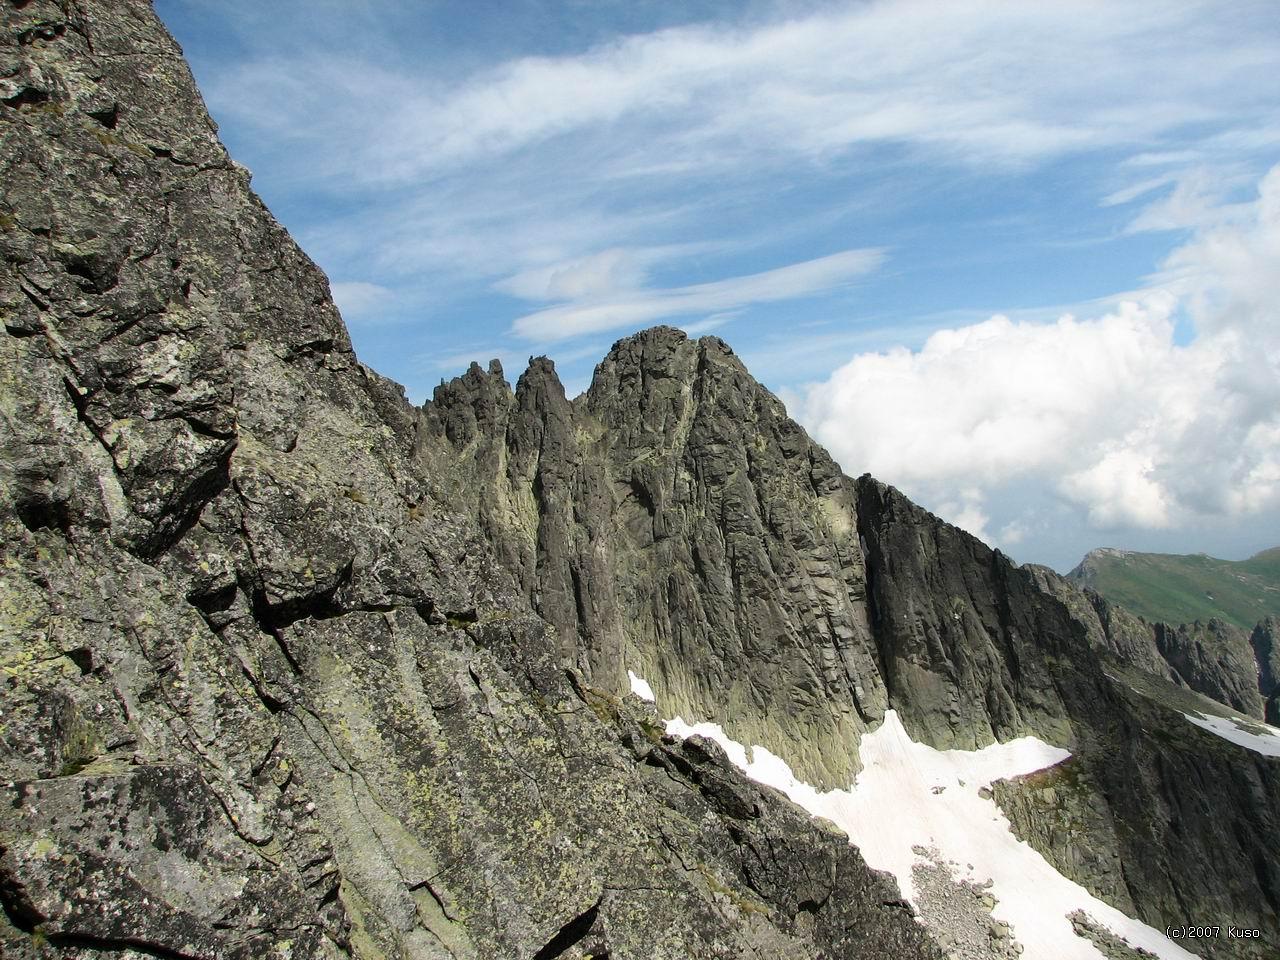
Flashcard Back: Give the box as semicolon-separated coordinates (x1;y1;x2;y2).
1242;546;1280;581
1068;546;1280;630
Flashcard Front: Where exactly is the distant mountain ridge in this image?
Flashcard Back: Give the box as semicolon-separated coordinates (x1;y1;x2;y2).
1068;546;1280;631
424;327;1280;955
1066;545;1280;723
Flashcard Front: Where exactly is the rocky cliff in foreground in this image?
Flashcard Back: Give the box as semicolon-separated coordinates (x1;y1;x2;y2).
2;3;1279;959
0;4;941;958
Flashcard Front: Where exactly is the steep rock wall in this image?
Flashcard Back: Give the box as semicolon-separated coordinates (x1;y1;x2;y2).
424;331;1280;956
0;4;944;958
421;330;887;788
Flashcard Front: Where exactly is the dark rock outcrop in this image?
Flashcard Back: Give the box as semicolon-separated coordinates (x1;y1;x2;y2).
1254;618;1280;723
854;477;1076;751
1154;618;1264;718
1026;563;1180;683
993;662;1280;960
0;4;943;958
854;484;1280;958
1039;562;1272;722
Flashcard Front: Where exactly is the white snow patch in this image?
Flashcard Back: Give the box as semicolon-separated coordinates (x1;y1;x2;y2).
1183;711;1280;757
627;670;655;702
666;710;1199;960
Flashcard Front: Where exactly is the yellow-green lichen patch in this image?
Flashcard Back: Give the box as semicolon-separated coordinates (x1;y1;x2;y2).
696;862;772;918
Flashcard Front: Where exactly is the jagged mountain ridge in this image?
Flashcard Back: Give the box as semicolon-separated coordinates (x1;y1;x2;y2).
0;2;1277;959
417;335;889;789
1066;546;1280;722
418;330;1123;784
421;329;1280;957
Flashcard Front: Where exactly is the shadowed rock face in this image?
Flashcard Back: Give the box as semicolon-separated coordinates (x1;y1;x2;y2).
1253;618;1280;723
1153;618;1265;718
853;476;1083;752
421;329;890;788
1025;563;1181;684
0;3;945;959
425;328;1280;955
1042;564;1272;722
852;479;1280;957
1065;548;1280;721
2;2;1279;959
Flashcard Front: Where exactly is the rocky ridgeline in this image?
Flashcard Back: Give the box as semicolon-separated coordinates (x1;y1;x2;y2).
1067;548;1280;718
1152;619;1264;718
0;3;944;958
419;334;888;789
423;333;1280;954
1;2;1278;959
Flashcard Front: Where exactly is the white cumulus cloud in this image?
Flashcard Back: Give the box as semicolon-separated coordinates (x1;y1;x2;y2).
797;166;1280;540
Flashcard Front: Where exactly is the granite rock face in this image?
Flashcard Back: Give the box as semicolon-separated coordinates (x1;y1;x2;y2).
853;482;1280;958
0;3;944;959
1066;547;1280;720
853;477;1078;752
1253;618;1280;723
1038;563;1273;721
1025;564;1180;684
420;331;887;788
1153;618;1264;718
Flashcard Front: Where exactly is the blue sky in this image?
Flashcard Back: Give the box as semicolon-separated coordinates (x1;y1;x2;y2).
153;0;1280;572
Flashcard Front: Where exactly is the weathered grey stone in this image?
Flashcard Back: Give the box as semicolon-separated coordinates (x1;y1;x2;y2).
1035;564;1273;721
0;4;945;958
421;329;891;788
1067;911;1158;960
1026;564;1181;684
1253;618;1280;724
427;338;1280;955
854;476;1076;751
1153;618;1265;718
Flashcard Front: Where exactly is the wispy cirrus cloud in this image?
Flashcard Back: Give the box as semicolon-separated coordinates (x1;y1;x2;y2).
207;1;1280;188
509;248;886;341
494;244;710;302
195;0;1280;290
